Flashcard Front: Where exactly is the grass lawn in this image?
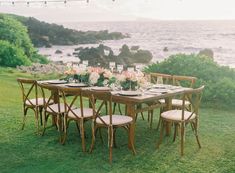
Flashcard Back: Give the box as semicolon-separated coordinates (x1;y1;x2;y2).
0;67;235;173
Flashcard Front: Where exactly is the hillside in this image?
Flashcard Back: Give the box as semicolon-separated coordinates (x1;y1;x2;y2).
7;14;128;47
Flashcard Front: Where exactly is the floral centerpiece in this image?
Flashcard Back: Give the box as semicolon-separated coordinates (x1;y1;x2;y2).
64;66;116;86
116;71;149;90
88;67;116;86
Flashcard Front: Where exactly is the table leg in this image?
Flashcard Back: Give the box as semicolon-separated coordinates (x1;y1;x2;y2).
52;90;59;125
126;103;136;154
164;97;172;136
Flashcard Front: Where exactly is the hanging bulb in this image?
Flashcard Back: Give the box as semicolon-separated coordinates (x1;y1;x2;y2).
26;1;29;7
44;1;47;7
12;1;15;6
86;0;89;3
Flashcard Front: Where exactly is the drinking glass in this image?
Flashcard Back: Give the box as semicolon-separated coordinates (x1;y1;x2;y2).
156;76;163;85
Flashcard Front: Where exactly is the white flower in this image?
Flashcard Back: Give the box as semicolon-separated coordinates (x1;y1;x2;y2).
103;69;113;79
74;67;87;75
89;72;100;85
103;79;109;86
130;72;137;81
116;74;126;82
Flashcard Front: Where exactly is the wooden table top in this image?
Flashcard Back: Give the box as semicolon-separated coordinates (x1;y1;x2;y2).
38;80;191;104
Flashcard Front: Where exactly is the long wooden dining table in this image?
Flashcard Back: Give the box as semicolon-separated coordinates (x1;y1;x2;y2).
38;80;191;153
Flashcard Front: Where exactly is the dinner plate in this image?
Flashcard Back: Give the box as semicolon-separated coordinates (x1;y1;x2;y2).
119;90;142;96
66;83;88;87
91;86;111;91
152;84;172;89
47;80;67;84
148;89;168;93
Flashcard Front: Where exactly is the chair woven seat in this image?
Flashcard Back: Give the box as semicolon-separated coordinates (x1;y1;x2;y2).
68;108;93;119
161;110;196;121
159;99;190;106
46;103;76;113
26;98;53;106
96;115;133;126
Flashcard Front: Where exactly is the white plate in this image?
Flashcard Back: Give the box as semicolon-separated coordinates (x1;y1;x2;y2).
66;83;88;87
119;90;142;96
148;89;168;93
91;87;111;91
152;84;172;89
47;80;67;84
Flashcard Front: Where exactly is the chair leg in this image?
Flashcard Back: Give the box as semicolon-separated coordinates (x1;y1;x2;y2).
156;115;162;132
75;121;80;135
128;125;136;155
113;128;117;148
180;123;185;156
173;123;178;142
21;107;29;130
192;122;201;148
42;112;49;136
156;120;165;149
61;116;68;145
108;126;113;163
80;120;86;152
149;110;153;129
34;107;40;134
39;107;43;126
90;124;96;153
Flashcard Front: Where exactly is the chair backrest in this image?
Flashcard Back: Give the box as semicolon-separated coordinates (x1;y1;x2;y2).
173;75;197;88
58;86;86;119
181;86;205;121
87;90;113;126
150;73;173;85
37;82;59;114
17;78;38;106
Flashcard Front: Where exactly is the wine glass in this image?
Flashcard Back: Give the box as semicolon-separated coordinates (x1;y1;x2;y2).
156;76;163;85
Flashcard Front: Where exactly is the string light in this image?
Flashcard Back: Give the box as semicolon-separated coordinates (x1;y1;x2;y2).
0;0;116;6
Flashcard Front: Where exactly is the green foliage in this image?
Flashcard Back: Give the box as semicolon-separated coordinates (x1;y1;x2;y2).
0;14;34;58
31;52;49;64
0;14;48;66
0;40;31;67
145;53;235;107
8;14;127;47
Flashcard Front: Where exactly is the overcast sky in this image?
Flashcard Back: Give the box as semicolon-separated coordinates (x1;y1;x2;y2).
0;0;235;22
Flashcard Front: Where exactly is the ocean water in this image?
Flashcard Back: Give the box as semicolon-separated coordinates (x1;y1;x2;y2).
39;20;235;68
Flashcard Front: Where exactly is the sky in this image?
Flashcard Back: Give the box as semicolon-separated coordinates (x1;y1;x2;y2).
0;0;235;22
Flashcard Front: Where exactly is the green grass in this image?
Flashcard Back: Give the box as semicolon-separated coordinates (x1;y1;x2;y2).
0;67;235;173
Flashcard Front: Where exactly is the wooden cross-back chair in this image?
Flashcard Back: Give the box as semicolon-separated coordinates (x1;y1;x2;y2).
141;73;173;129
171;75;197;109
173;75;197;88
150;72;173;85
157;86;204;156
88;90;135;163
17;78;45;134
156;75;197;131
58;87;93;152
37;82;66;141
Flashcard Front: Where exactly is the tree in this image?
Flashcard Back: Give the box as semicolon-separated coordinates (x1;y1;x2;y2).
0;40;31;67
0;14;48;64
0;14;34;58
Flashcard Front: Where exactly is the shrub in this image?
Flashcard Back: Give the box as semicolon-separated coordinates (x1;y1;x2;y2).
145;54;235;107
0;14;48;65
0;40;31;67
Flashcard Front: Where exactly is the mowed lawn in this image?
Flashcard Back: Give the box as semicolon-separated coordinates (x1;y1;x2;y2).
0;68;235;173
